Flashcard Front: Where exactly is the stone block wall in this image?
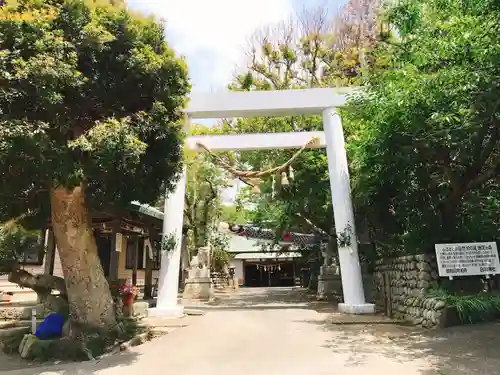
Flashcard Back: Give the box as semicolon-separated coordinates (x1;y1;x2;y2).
374;254;447;328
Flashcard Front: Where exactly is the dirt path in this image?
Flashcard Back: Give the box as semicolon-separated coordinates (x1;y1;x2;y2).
4;287;500;375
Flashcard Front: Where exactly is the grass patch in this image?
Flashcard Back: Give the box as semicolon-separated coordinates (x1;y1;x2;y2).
428;288;500;324
2;318;151;362
0;329;28;355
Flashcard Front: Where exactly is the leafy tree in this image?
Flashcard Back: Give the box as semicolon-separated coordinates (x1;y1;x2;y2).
346;0;500;254
219;203;252;225
181;124;234;274
209;230;232;272
0;0;189;332
184;150;227;251
223;2;383;240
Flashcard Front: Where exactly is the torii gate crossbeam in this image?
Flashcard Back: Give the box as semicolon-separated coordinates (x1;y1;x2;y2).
148;87;374;317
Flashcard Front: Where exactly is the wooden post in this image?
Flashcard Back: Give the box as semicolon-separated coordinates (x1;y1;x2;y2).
109;232;119;281
144;235;154;299
43;229;56;275
132;237;138;286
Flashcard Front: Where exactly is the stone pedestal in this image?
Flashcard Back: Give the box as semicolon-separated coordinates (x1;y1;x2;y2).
182;246;214;301
183;277;214;300
317;265;341;301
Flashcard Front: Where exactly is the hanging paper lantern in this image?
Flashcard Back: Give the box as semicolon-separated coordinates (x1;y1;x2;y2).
289;166;295;181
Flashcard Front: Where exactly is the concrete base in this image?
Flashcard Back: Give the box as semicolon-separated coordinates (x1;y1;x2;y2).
148;304;184;318
182;277;213;301
338;302;375;315
316;266;341;301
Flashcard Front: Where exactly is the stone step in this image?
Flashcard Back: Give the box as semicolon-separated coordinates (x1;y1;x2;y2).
0;281;39;303
0;320;44;329
0;303;42;321
0;326;30;338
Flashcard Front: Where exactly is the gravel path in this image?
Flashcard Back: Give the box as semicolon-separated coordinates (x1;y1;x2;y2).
4;287;500;375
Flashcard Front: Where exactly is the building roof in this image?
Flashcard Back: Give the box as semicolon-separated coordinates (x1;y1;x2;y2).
129;201;163;221
234;252;302;260
223;223;324;249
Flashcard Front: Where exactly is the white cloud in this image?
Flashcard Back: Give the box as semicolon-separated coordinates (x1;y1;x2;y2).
127;0;294;91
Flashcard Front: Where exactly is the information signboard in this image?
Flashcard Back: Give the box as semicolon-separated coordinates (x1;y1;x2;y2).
435;242;499;277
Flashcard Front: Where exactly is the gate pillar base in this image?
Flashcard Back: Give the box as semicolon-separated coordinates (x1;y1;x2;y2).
338;303;375;315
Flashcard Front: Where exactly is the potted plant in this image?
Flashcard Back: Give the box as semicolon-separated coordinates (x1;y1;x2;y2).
120;285;139;306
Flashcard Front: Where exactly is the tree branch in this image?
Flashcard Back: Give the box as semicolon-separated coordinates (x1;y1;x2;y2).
296;213;332;238
467;160;500;190
204;178;218;200
463;123;499;186
8;267;67;297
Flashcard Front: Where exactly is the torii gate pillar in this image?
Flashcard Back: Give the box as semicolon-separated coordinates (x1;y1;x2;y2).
149;88;375;317
322;107;372;313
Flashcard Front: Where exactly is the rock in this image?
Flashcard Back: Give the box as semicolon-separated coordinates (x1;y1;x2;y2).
420;262;432;271
434;300;446;310
422;319;431;328
62;320;70;336
419;272;431;281
418;280;430;289
430;311;439;325
19;334;38;359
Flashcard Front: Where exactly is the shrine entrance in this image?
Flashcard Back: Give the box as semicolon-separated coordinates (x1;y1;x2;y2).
149;87;375;317
244;260;296;288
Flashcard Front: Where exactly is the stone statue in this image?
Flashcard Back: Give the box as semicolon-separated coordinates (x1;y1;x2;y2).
187;246;210;278
321;246;333;267
183;246;213;300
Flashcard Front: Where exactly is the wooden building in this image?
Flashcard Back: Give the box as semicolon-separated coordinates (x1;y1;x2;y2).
32;202;164;298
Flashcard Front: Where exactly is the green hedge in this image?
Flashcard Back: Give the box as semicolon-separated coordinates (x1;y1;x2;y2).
428;289;500;324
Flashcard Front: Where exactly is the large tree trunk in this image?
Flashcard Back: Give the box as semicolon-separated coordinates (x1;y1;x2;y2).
50;184;116;332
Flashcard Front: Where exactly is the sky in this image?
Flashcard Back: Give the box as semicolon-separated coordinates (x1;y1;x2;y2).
126;0;346;92
125;0;347;204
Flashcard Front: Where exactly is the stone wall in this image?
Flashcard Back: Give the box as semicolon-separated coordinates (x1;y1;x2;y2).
374;254;447;328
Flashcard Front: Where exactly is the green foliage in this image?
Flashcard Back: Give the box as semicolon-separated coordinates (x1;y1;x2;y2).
0;328;27;355
428;288;500;324
346;0;500;255
183;125;230;251
0;222;41;274
20;318;149;361
160;233;176;252
209;230;232;271
0;0;190;226
222;4;384;244
219;204;252;225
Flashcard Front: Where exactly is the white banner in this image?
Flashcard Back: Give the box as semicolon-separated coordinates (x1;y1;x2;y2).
435;242;499;277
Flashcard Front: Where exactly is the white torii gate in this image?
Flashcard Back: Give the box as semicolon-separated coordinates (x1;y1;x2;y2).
148;87;375;317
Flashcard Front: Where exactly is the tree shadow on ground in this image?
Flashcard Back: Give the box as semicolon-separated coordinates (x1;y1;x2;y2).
0;348;141;375
300;317;500;375
200;287;341;312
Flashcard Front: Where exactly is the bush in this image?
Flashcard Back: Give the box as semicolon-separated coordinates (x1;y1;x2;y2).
428;288;500;324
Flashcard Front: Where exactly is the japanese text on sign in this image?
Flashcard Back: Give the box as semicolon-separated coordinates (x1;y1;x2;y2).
435;242;499;277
